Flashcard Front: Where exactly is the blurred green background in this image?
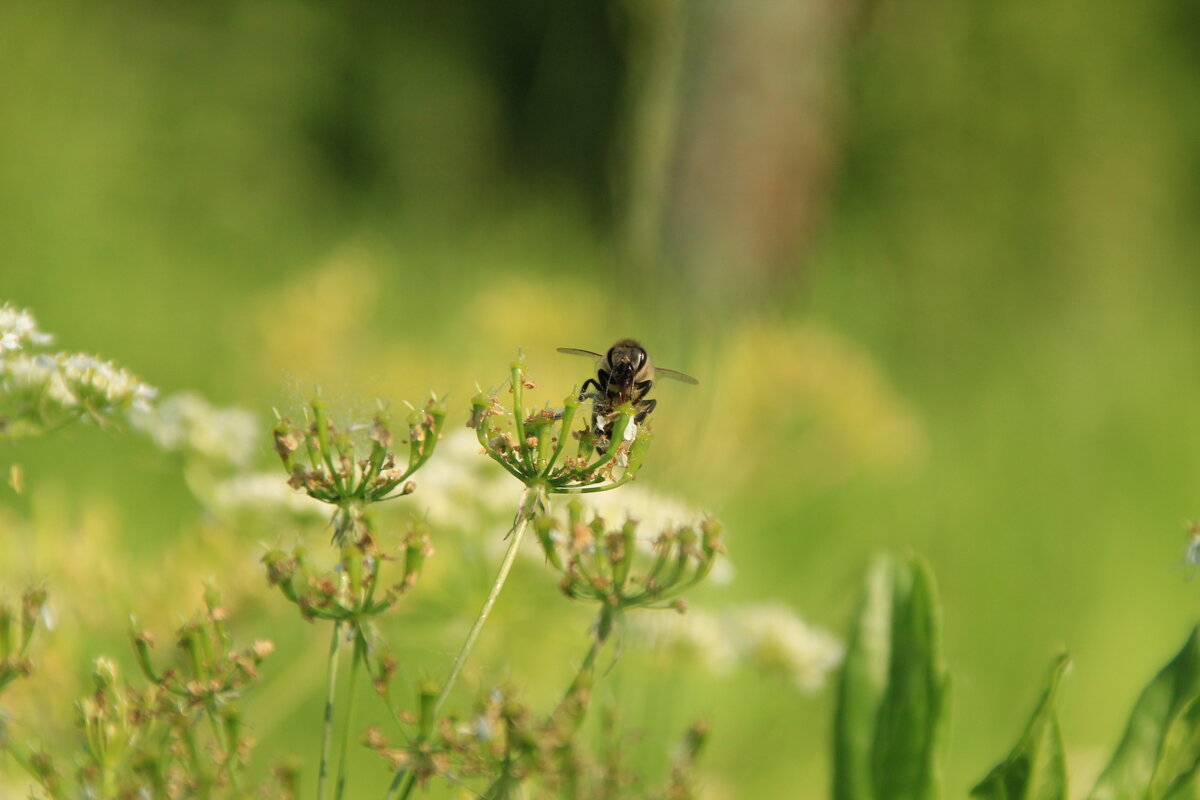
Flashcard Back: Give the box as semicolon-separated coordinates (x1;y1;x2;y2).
3;0;1200;797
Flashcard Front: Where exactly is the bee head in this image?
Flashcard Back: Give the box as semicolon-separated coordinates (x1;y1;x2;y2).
607;341;646;386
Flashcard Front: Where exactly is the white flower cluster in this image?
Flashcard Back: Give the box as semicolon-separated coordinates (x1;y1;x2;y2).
629;603;844;693
0;303;53;353
209;471;327;518
56;352;157;413
130;392;259;468
0;302;158;437
732;604;845;692
1;352;157;430
627;607;739;676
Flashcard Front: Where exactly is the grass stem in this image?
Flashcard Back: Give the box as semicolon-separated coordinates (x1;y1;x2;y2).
334;632;365;800
318;620;343;800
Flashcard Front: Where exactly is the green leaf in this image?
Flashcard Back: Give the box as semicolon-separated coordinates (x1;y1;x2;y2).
833;553;950;800
1088;625;1200;800
970;654;1071;800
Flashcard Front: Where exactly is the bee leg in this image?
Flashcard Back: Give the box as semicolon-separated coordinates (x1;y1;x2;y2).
579;377;602;401
634;398;657;423
597;368;610;387
633;379;653;401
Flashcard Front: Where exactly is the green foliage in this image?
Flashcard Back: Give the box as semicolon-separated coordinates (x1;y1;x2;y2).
0;334;720;799
1088;625;1200;800
0;588;46;697
833;553;949;800
831;563;1200;800
971;655;1070;800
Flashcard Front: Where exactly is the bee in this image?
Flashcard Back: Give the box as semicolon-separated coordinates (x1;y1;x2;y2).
558;338;698;454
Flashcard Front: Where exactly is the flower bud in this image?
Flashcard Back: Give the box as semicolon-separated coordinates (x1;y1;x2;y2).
467;393;489;429
20;588;47;649
92;656;119;692
611;520;637;590
403;526;433;589
417;679;439;739
534;518;564;570
130;623;160;682
273;422;300;471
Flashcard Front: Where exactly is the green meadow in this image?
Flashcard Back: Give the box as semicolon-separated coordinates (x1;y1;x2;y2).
3;2;1200;797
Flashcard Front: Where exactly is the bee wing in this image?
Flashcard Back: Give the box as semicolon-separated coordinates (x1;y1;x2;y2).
655;367;699;385
557;347;604;359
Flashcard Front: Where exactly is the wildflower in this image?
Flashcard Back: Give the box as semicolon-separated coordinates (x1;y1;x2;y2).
272;397;445;547
569;484;735;585
731;604;844;692
0;303;52;353
0;352;157;437
535;502;724;619
209;471;328;518
470;358;653;502
0;588;48;696
0;302;157;438
627;607;737;676
56;353;157;413
130;391;259;468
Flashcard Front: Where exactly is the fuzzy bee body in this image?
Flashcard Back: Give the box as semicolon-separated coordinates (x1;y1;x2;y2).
558;339;697;454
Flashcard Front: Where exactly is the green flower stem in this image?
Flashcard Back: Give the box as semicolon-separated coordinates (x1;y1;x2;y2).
473;419;528;481
334;632;365;800
571;412;633;477
385;490;535;800
561;630;605;707
7;741;67;800
568;474;635;494
432;493;531;719
318;620;344;800
181;723;213;799
205;703;240;792
311;402;347;497
510;363;533;472
389;768;417;800
539;395;579;477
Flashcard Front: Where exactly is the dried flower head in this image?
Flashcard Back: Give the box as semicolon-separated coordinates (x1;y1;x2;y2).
470;358;653;503
272;396;445;546
535;501;724;614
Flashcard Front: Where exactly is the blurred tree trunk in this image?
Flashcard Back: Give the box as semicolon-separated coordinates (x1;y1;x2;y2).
618;0;858;305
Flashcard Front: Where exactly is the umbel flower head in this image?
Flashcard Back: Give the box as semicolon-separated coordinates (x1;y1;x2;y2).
272;396;446;546
469;358;652;500
17;587;278;800
0;587;49;697
261;520;433;623
0;301;157;439
535;500;724;618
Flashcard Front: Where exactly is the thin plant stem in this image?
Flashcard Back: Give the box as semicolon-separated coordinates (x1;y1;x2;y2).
204;703;240;792
560;633;605;709
334;632;365;800
318;620;344;800
390;769;417;800
385;490;534;800
432;492;532;720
